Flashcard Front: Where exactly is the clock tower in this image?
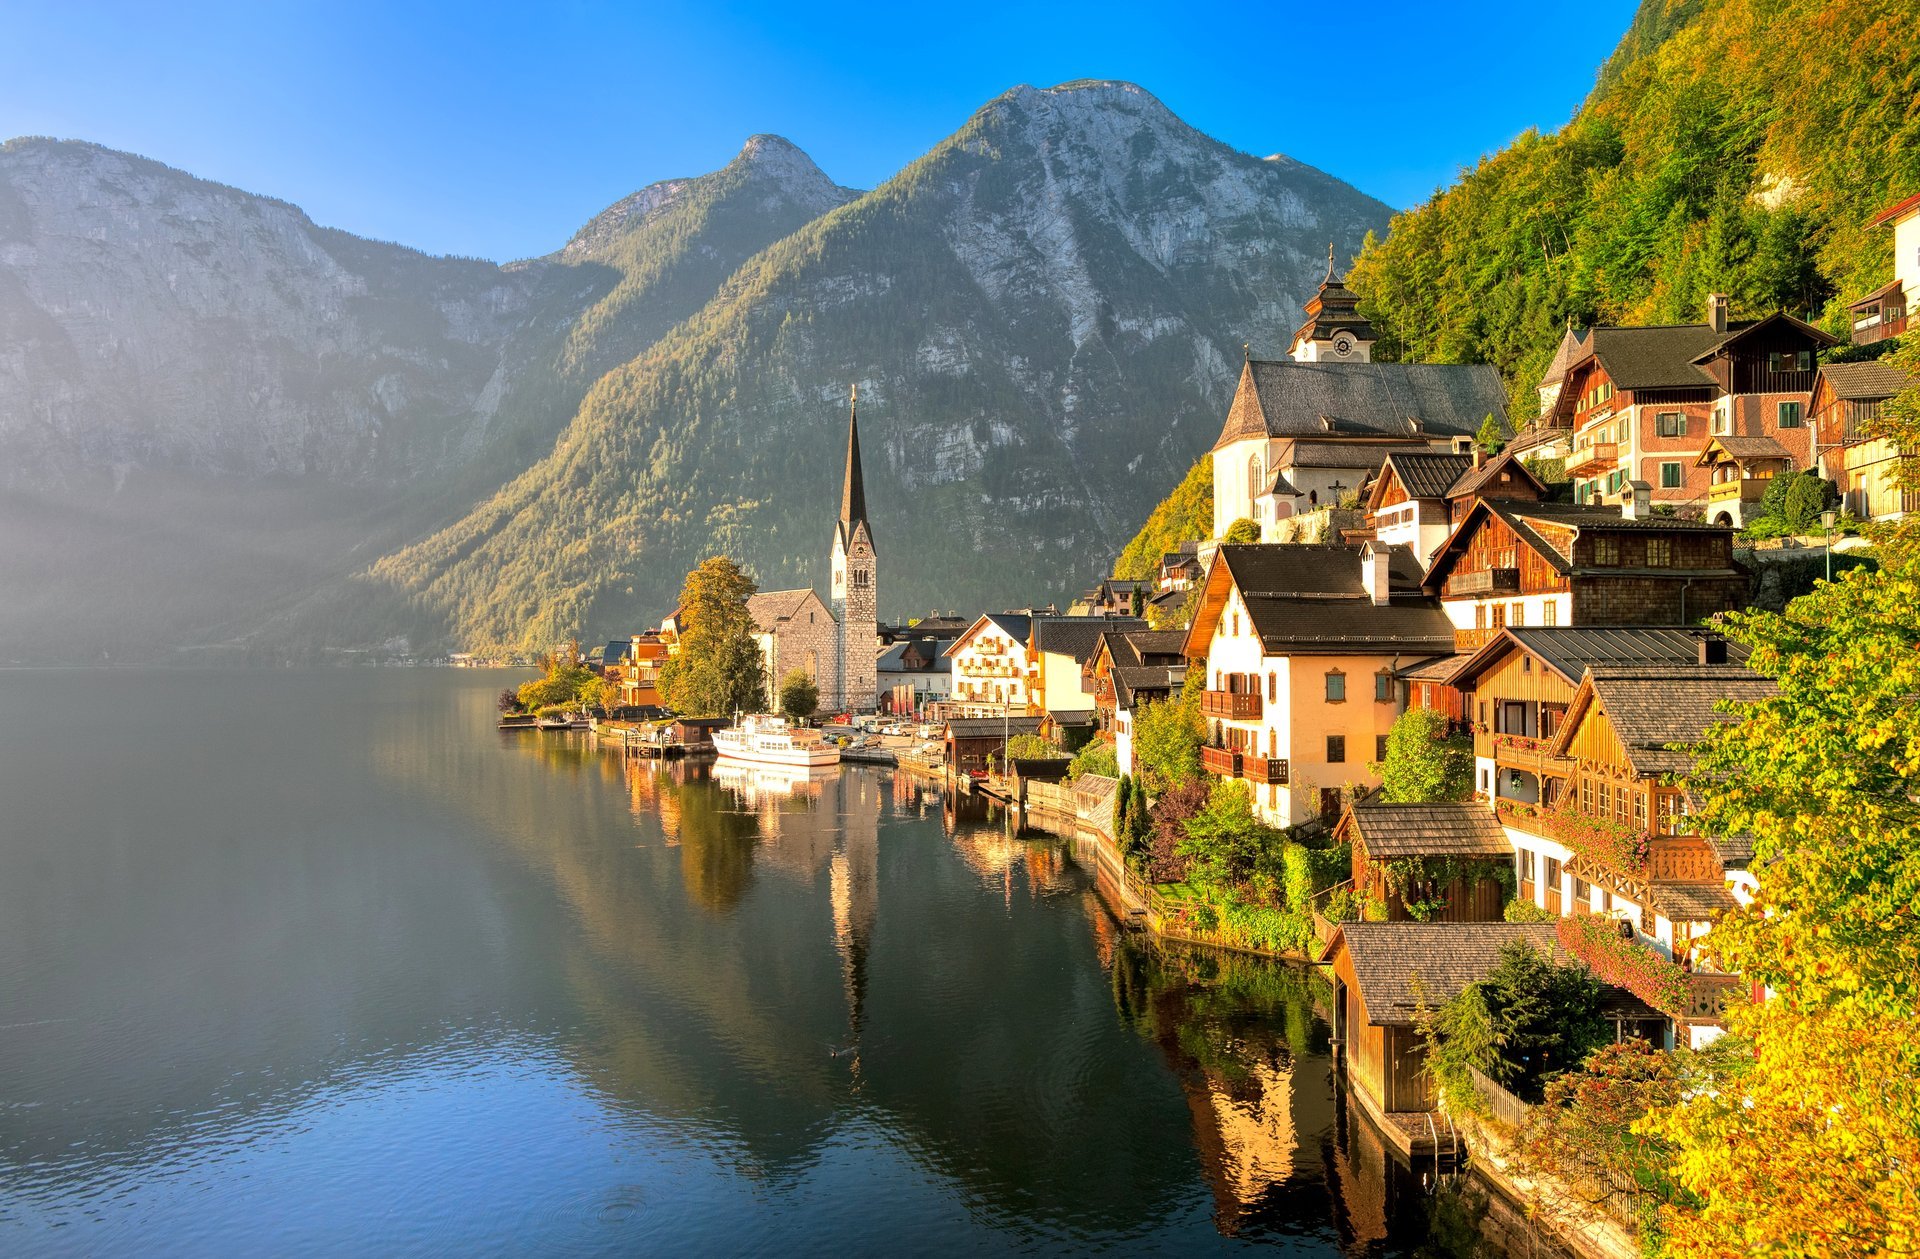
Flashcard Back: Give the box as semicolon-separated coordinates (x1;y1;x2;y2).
830;386;878;713
1287;244;1376;363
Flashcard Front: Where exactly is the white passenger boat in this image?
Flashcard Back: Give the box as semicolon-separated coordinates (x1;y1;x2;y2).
711;714;841;768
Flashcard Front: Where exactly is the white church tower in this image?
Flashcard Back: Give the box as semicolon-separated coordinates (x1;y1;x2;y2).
1287;244;1376;363
830;386;878;713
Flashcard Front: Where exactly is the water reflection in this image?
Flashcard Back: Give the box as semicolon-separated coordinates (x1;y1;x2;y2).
0;670;1567;1256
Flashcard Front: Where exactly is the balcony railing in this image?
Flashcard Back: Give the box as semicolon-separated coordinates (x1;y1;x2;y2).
1200;746;1242;778
1853;312;1908;346
1489;731;1571;779
1453;627;1500;652
1243;755;1289;784
1683;973;1742;1024
1453;567;1520;595
1201;690;1262;719
1567;442;1619;477
1706;478;1769;503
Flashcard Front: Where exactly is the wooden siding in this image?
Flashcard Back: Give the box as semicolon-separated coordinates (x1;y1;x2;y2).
1385;1026;1436;1112
1572;574;1746;625
1353;840;1510;923
1462;648;1579;758
1442;514;1570;598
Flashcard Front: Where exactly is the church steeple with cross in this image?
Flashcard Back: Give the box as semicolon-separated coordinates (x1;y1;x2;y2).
1287;243;1376;362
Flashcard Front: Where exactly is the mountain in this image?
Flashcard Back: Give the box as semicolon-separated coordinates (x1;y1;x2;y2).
1346;0;1920;417
0;134;863;660
360;81;1390;651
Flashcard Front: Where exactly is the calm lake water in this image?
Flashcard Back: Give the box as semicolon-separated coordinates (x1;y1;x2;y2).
0;669;1558;1256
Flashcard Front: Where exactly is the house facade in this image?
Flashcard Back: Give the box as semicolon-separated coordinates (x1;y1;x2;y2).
1550;301;1836;515
1421;496;1746;654
945;613;1034;713
1182;543;1454;827
1847;191;1918;346
1811;360;1917;521
1365;447;1547;562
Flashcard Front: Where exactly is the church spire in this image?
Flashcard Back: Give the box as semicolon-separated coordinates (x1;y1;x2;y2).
840;383;868;534
1324;240;1337;284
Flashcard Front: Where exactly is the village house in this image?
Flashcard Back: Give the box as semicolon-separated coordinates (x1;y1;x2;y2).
599;633;669;710
1548;297;1837;516
1364;447;1548;563
944;613;1034;714
1419;491;1746;654
1181;542;1455;827
1156;545;1204;594
1210;263;1510;537
1085;628;1187;776
943;714;1046;775
1811;360;1917;521
876;636;953;715
1322;923;1663;1131
1439;626;1775;1047
1846;191;1918;346
1333;800;1515;923
1026;615;1147;743
1074;578;1152;617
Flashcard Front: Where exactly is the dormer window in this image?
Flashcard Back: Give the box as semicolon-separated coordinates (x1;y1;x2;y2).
1768;350;1812;373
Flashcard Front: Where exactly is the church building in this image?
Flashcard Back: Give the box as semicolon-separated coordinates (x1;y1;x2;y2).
745;388;879;713
1211;252;1510;538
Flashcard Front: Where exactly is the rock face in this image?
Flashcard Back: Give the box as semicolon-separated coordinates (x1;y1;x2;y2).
0;83;1390;660
370;81;1392;650
0;138;547;483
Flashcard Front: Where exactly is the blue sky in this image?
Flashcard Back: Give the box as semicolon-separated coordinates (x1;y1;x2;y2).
0;0;1640;262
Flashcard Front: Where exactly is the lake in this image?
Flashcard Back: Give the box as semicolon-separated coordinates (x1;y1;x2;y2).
0;669;1557;1255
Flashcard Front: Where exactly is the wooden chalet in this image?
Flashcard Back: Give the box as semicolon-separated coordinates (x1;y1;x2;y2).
1323;922;1558;1116
1333;801;1513;922
1549;304;1836;510
1694;435;1796;527
1422;498;1746;653
1366;447;1547;563
1811;359;1918;522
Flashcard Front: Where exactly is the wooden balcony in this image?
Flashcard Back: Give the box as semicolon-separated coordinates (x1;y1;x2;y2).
1201;690;1262;719
1200;746;1242;778
1243;755;1289;784
1490;732;1570;779
1853;312;1908;346
1682;973;1742;1025
1706;478;1768;505
1453;567;1520;595
1453;627;1500;652
1567;441;1619;477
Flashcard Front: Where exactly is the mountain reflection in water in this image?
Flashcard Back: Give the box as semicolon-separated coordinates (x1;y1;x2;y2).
0;669;1563;1256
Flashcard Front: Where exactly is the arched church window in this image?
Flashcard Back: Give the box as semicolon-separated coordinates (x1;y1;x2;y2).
1248;455;1263;504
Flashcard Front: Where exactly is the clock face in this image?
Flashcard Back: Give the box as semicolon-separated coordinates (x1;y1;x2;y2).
1333;334;1353;357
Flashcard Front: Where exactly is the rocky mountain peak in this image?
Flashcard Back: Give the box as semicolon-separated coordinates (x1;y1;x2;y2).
729;133;856;211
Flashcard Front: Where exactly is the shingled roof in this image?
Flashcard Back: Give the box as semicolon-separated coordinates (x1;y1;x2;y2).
1539;325;1592;388
1579;325;1733;391
1818;359;1912;402
1340;802;1512;858
1198;544;1456;656
1327;923;1561;1026
1651;882;1740;922
1446;448;1548;500
1113;664;1184;709
1426;499;1734;587
1551;665;1778;776
1214;359;1509;450
1699;435;1792;464
1450;626;1751;688
1379;451;1475;501
1031;616;1147;665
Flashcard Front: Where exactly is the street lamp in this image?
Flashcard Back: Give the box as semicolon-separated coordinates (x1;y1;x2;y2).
1821;509;1837;583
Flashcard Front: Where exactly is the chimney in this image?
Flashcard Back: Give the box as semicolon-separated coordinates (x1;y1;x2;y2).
1706;293;1729;334
1623;479;1652;520
1361;543;1391;607
1473;446;1485;471
1698;637;1729;665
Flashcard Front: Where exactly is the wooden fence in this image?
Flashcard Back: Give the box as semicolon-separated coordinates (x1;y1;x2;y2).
1467;1067;1533;1131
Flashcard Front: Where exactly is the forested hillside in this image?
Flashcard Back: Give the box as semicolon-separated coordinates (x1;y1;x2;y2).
1348;0;1920;418
359;82;1388;652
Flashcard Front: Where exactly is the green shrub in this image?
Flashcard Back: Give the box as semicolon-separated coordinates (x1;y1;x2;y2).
1068;740;1118;780
1504;899;1557;923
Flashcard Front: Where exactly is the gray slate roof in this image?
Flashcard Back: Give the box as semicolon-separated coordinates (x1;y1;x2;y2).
1113;665;1184;709
1382;451;1475;500
1215;360;1510;450
1344;802;1512;858
1032;616;1147;664
1540;325;1592;387
945;716;1046;740
1581;325;1732;391
1331;923;1561;1026
747;588;825;630
1488;627;1751;685
1214;543;1455;655
1818;360;1912;402
1447;448;1548;500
